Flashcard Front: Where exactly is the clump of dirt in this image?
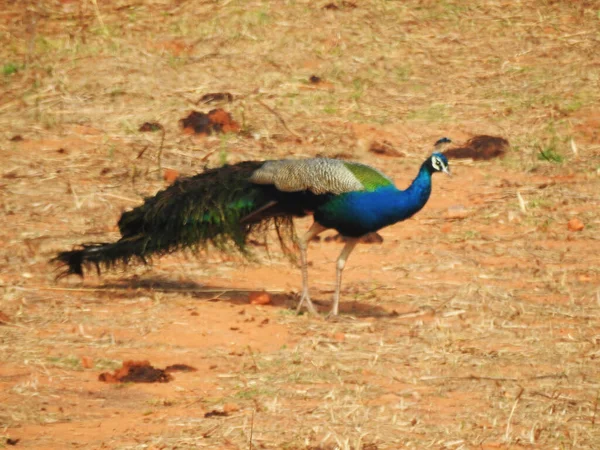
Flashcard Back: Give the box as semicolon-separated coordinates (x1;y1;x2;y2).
198;92;233;104
99;360;196;383
369;140;405;157
249;291;272;305
165;364;197;372
444;135;509;160
323;1;357;10
204;410;229;418
567;218;584;232
163;168;179;184
304;74;334;91
139;122;164;132
180;109;240;135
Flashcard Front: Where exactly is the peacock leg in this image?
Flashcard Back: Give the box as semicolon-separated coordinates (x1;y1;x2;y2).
330;238;359;317
296;222;327;315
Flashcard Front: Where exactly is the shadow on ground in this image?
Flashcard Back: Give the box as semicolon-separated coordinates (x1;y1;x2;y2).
96;275;392;317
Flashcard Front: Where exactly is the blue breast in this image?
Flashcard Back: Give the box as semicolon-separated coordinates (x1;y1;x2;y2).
314;173;432;237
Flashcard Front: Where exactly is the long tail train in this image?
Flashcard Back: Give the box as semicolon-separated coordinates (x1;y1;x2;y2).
53;161;296;278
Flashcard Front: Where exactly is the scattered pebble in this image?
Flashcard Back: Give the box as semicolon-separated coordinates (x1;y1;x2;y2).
567;218;584;232
249;291;272;305
333;332;345;342
163;168;179;184
80;356;94;369
139;122;163;132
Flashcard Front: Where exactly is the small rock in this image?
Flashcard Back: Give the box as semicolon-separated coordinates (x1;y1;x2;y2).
567;218;584;232
81;356;94;369
333;332;345;342
139;122;163;132
440;224;452;233
249;291;271;305
223;402;240;413
163;168;179;184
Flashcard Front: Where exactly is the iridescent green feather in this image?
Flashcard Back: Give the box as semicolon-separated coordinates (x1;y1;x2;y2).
343;162;394;191
54;161;296;277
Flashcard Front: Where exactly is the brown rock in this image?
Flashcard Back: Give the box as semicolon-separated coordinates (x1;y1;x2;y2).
567;218;584;232
249;291;272;305
333;332;345;342
81;356;94;369
440;224;452;233
163;168;179;184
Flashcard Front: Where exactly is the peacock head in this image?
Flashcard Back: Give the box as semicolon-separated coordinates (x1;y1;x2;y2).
428;152;451;176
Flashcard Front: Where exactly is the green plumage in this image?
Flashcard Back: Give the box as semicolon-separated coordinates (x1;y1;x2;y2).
54;161;295;277
342;162;393;191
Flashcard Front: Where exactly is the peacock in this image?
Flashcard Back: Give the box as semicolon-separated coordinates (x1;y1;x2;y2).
54;138;451;316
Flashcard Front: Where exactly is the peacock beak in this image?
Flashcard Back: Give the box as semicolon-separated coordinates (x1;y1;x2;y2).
442;166;451;176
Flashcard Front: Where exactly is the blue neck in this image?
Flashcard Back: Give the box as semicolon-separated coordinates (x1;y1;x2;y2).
376;162;433;225
400;161;433;215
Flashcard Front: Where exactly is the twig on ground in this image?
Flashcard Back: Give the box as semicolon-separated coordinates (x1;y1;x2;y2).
505;387;524;442
255;98;303;140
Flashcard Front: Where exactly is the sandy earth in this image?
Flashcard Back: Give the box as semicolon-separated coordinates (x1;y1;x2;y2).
1;1;600;449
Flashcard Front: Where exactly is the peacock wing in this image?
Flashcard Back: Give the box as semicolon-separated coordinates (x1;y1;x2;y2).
249;158;393;195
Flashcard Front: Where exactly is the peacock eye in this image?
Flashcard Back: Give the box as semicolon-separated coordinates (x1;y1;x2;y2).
431;157;441;170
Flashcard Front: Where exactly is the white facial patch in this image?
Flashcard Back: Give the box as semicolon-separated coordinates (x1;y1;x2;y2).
431;156;443;171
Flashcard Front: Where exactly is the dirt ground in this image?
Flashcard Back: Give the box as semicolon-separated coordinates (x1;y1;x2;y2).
1;1;599;449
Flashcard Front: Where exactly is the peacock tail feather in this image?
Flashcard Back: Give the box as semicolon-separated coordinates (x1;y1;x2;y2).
54;161;296;277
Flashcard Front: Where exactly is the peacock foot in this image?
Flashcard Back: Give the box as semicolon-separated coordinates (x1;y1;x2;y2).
296;291;318;315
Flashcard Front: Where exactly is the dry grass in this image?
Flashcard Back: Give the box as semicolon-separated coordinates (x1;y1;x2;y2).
1;0;600;448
